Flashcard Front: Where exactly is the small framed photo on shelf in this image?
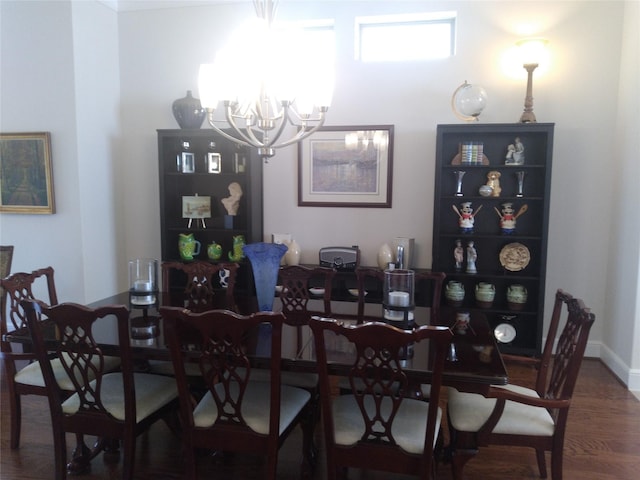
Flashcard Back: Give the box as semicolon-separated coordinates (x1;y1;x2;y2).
234;153;246;173
182;194;211;228
207;152;222;173
178;152;195;173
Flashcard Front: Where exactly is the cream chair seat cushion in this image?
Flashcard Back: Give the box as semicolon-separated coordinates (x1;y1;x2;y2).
193;381;310;435
332;394;442;455
62;372;178;423
448;384;555;436
14;354;121;391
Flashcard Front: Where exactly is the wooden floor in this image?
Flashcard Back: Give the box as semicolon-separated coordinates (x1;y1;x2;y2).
2;358;640;479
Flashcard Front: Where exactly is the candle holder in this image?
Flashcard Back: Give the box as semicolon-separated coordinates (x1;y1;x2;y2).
128;258;158;306
382;268;415;357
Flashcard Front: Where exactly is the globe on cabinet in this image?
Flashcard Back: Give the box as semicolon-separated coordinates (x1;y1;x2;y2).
451;81;488;122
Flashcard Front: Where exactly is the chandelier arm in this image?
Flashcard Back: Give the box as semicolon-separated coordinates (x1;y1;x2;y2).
206;112;254;147
268;112;327;149
285;106;326;125
259;105;291;148
223;106;265;148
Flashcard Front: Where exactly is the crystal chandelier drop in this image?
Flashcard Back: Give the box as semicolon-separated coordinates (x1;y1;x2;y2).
198;0;333;160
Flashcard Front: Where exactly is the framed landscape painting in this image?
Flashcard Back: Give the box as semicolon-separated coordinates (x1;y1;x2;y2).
298;125;394;207
0;132;55;214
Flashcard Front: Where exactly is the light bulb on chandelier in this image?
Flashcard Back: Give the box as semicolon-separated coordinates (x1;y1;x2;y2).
198;0;333;160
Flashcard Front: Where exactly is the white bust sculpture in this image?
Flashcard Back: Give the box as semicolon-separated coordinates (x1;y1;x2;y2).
221;181;243;216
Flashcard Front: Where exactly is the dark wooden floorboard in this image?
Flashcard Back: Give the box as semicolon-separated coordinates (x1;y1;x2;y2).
2;358;640;479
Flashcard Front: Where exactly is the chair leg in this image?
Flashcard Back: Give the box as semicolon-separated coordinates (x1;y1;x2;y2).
52;426;68;480
550;446;563;480
184;439;198;480
67;435;92;475
536;449;548;478
121;435;136;480
451;448;478;480
301;395;319;470
265;447;278;480
9;391;21;449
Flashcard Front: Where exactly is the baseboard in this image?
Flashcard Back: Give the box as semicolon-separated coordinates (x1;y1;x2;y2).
598;343;640;390
546;339;638;391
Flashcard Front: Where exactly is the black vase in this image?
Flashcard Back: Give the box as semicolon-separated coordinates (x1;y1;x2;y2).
172;90;205;129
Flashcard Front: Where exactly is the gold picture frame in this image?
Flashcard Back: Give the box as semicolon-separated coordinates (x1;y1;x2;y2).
0;132;55;214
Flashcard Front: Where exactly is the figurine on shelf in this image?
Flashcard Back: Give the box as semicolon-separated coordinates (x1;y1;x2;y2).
221;181;243;216
466;240;477;274
505;137;525;165
228;235;246;261
454;239;464;271
453;201;482;234
494;202;528;235
485;171;502;197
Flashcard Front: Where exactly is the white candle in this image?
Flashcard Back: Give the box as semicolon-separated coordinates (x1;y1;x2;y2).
388;291;410;307
134;280;153;292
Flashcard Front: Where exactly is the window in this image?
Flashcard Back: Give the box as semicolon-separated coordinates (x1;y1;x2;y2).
355;12;456;62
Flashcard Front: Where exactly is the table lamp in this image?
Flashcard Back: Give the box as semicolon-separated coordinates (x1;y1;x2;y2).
517;38;548;123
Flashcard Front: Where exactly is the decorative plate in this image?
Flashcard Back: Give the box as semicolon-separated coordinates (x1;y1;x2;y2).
494;323;517;343
499;242;530;271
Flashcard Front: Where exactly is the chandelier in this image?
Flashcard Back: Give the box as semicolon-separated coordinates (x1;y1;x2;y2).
198;0;333;159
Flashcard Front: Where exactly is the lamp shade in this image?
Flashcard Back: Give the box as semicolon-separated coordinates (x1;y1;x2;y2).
516;38;549;66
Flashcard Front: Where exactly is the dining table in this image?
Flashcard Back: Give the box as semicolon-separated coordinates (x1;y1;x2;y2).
6;290;508;394
5;290;508;473
84;291;508;394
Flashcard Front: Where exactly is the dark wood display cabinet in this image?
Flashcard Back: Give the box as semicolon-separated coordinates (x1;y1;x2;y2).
432;123;554;356
157;129;263;296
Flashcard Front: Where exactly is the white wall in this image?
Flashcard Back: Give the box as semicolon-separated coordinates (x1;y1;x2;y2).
0;0;121;302
71;1;122;301
1;1;84;301
601;0;640;389
1;1;638;386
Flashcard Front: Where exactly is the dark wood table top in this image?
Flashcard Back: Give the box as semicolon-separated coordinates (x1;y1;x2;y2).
7;291;507;395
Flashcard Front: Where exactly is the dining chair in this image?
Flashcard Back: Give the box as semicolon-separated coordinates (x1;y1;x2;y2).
148;261;241;377
354;267;383;322
0;267;119;452
1;267;57;450
160;306;313;480
278;264;335;352
277;264;336;459
0;244;14;322
21;300;179;480
309;317;453;480
446;289;596;480
161;260;239;312
415;270;446;325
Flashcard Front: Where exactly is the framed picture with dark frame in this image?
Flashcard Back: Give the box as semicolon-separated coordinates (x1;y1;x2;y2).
298;125;394;207
0;132;55;214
